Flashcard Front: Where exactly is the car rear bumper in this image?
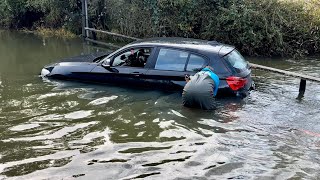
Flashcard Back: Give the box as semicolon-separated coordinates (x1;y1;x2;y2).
237;78;255;98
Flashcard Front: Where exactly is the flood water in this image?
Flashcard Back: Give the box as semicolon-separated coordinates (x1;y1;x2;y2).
0;30;320;179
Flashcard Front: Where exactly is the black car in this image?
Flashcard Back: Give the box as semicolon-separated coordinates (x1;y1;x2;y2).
41;37;254;97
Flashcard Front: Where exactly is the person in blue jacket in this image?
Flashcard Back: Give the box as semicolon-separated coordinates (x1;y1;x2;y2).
182;66;220;110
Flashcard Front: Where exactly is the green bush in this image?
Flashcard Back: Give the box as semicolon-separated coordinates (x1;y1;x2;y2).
0;0;319;57
100;0;320;57
0;0;82;33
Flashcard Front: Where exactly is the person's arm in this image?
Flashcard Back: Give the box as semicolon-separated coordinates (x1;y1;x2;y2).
185;74;191;82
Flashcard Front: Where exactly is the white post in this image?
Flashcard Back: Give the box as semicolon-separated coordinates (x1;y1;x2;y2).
81;0;86;38
84;0;89;37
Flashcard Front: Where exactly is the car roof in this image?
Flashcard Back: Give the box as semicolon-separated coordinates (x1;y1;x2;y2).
126;37;234;55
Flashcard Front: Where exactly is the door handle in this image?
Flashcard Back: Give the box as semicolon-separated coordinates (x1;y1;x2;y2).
131;72;142;77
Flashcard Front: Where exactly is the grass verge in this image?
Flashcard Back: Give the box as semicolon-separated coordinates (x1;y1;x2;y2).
34;27;77;39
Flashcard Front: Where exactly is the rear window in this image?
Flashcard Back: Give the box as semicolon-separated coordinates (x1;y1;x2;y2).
155;48;188;71
224;50;248;70
186;54;206;72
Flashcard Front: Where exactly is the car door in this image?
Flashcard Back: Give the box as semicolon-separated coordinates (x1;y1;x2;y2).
145;47;208;90
90;46;155;87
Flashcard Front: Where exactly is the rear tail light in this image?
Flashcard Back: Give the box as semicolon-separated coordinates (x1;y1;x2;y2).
226;76;248;91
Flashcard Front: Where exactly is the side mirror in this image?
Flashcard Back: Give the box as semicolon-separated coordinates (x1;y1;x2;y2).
102;63;111;68
101;58;119;73
101;58;111;68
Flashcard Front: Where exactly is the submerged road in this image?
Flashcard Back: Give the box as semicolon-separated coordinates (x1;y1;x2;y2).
0;30;320;179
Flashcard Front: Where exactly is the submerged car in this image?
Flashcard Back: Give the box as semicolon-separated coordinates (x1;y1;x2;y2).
41;37;254;97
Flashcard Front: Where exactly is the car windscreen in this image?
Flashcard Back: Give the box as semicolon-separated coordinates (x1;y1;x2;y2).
223;50;248;71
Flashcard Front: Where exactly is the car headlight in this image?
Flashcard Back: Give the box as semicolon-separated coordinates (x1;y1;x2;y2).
41;68;51;77
41;63;58;77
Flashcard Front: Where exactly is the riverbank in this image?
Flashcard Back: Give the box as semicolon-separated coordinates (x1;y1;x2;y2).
34;28;77;39
19;27;77;39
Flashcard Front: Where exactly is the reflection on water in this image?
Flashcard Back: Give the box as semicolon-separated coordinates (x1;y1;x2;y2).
0;31;320;179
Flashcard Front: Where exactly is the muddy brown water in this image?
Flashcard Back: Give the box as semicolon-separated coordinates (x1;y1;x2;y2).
0;30;320;179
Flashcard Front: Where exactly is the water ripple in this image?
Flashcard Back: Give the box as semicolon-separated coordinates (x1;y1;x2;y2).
88;95;118;106
3;122;98;142
1;42;320;179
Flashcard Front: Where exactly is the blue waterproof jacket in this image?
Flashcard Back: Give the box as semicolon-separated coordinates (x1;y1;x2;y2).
201;68;220;96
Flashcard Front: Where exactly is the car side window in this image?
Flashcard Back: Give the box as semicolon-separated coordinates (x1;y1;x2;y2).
112;48;152;67
155;48;188;71
186;54;206;72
